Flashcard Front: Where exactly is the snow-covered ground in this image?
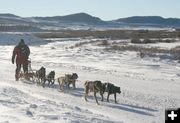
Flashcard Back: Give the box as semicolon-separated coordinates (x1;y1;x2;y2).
0;33;180;123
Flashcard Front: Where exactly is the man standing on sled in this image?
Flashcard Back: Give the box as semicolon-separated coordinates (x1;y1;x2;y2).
12;39;30;81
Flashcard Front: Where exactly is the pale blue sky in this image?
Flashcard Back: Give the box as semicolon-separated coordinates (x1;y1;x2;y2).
0;0;179;20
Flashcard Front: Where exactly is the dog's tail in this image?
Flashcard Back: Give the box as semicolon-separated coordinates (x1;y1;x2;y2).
84;81;88;86
57;78;60;84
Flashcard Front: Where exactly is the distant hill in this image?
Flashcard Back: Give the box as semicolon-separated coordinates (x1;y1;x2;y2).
0;13;41;32
115;16;180;27
0;13;31;24
1;13;180;30
32;13;107;25
0;13;20;18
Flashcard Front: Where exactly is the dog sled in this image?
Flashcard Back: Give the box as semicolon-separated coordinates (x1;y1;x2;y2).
19;60;55;87
19;59;36;81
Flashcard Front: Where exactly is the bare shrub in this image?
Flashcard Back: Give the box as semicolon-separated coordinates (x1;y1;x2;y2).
171;46;180;54
143;39;155;43
96;40;109;46
160;39;177;43
131;38;155;44
131;39;141;44
68;42;87;49
105;44;168;54
101;40;109;46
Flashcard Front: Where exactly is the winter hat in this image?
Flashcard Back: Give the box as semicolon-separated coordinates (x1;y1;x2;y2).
19;39;25;46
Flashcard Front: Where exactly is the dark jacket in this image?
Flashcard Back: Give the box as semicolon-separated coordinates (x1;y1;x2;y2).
12;44;30;65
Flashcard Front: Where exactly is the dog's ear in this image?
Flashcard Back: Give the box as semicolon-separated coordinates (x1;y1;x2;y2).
73;73;78;78
73;73;77;75
76;73;78;77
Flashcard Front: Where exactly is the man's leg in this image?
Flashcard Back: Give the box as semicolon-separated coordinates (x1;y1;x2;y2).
23;64;28;80
15;64;21;81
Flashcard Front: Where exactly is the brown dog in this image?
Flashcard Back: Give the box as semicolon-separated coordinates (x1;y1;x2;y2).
65;73;78;88
57;73;78;91
84;80;106;105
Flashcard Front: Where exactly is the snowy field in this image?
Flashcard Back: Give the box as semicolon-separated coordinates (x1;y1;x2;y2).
0;33;180;123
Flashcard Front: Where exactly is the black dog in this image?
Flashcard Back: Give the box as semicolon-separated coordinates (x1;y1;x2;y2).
65;73;78;89
43;71;55;87
35;67;46;84
104;83;121;103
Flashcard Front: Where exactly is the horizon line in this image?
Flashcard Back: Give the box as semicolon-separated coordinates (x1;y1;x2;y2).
0;12;180;21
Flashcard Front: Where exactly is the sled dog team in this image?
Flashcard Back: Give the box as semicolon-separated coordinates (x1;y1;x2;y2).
29;66;121;105
12;39;121;105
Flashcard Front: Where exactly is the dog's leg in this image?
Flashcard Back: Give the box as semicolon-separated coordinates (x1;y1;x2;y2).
114;93;117;104
84;86;88;102
84;93;88;102
67;82;70;89
36;78;39;85
59;79;64;92
59;81;62;90
42;83;45;88
59;83;61;90
73;81;76;89
94;92;99;105
62;84;64;92
100;92;104;102
58;80;61;91
107;93;110;102
32;73;35;82
39;78;41;85
52;79;55;85
61;81;64;92
40;78;42;85
42;79;46;88
84;94;88;102
38;79;40;85
48;80;50;86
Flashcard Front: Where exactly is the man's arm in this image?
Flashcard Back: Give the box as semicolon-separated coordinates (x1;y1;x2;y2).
12;47;16;64
26;45;30;58
27;46;30;56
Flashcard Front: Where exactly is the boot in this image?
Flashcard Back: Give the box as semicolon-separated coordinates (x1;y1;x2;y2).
15;74;19;81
